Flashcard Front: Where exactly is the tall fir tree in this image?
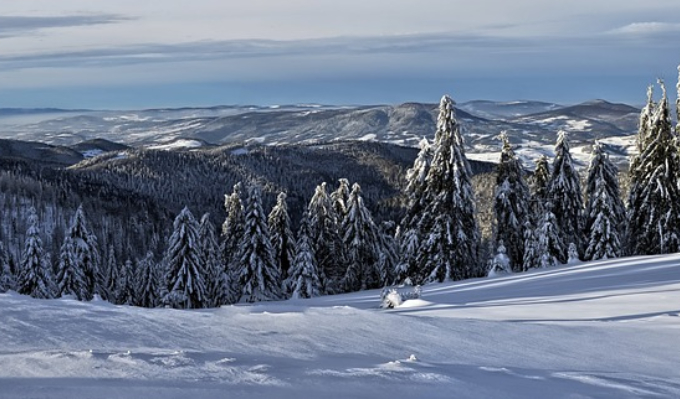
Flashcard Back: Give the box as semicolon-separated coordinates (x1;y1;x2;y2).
396;138;432;282
536;203;564;267
66;206;101;300
547;131;583;262
521;219;540;270
135;251;160;308
162;207;208;309
17;207;54;299
238;185;283;303
55;236;87;300
626;81;680;255
341;183;383;292
221;182;245;303
116;259;136;305
289;213;321;299
104;245;119;302
267;192;296;295
493;132;530;271
307;182;345;293
199;213;231;307
583;143;624;261
0;241;14;292
416;95;480;282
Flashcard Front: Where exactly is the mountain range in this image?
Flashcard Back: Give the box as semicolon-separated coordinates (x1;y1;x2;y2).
0;99;641;168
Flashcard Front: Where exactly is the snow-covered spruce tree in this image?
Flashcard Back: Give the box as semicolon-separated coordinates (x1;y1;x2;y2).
289;212;321;299
0;241;16;293
221;182;245;303
532;155;551;203
55;236;87;300
307;182;345;293
66;206;102;300
627;81;680;255
104;245;118;302
394;227;419;284
135;251;161;308
396;138;433;283
583;143;623;261
0;241;14;292
376;221;398;288
488;241;511;277
401;138;433;231
237;185;283;303
547;131;583;262
162;206;208;309
536;203;564;267
416;95;480;282
521;219;540;270
115;259;136;305
331;178;351;225
267;192;296;295
199;213;231;307
493;132;530;272
17;208;54;299
341;183;383;292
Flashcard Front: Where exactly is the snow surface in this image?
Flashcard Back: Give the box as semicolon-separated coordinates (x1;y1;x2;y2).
1;254;680;398
147;139;204;151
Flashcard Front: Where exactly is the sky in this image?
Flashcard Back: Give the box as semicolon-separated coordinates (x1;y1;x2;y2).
0;0;679;109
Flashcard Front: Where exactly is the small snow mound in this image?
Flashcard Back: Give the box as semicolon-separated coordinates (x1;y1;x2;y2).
398;299;434;308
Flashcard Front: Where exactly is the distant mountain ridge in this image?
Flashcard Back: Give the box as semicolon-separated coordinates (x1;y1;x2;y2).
0;99;642;167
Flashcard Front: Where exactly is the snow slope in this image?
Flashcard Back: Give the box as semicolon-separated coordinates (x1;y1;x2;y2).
1;254;679;398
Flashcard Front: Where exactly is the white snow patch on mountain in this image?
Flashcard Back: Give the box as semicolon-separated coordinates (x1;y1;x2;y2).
147;139;204;151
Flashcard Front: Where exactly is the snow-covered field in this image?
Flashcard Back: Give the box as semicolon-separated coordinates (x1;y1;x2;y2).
1;254;679;398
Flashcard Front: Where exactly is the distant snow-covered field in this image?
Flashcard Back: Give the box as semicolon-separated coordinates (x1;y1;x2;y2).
1;254;679;398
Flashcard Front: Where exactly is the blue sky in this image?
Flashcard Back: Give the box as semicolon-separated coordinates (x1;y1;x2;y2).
0;0;679;109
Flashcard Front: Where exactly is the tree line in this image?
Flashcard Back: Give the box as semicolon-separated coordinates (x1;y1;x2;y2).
1;68;679;307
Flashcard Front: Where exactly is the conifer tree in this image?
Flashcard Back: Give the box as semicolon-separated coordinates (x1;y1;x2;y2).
163;207;207;309
583;143;623;261
268;192;296;294
238;185;283;303
627;81;680;255
416;95;480;282
199;213;231;307
115;259;136;305
342;183;382;292
521;220;540;270
547;131;583;262
289;213;321;299
135;251;160;308
17;208;54;299
529;155;551;219
396;139;433;283
55;236;87;300
307;182;345;293
105;245;118;302
394;228;419;284
0;241;14;292
536;203;564;267
66;206;101;300
331;178;351;224
493;132;530;271
221;182;245;302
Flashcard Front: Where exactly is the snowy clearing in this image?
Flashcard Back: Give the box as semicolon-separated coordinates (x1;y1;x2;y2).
1;254;680;398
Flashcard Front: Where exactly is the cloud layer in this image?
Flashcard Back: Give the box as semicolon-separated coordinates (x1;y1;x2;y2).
0;1;679;107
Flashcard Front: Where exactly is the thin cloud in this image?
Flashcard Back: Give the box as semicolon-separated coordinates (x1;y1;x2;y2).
607;22;680;35
0;14;132;37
